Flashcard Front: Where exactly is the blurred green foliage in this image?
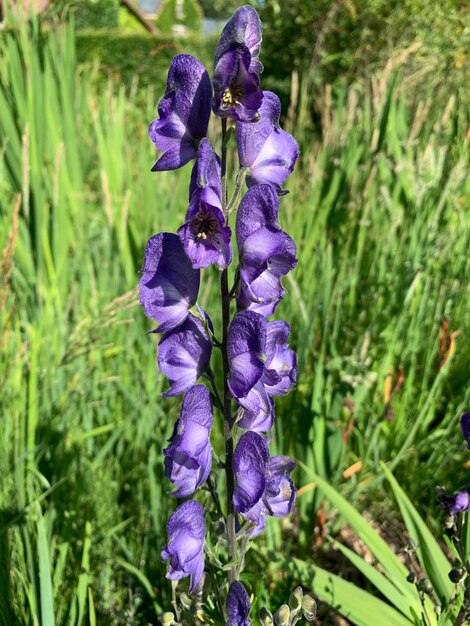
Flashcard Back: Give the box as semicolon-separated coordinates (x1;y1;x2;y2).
157;0;203;35
258;0;470;110
52;0;120;30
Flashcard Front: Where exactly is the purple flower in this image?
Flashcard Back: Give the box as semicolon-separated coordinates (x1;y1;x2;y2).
438;486;470;515
237;91;299;193
261;321;297;396
161;500;205;593
149;54;212;171
233;431;269;514
139;233;200;333
212;7;263;122
226;581;252;626
227;311;267;400
178;139;232;269
236;185;297;316
214;5;263;75
233;432;296;531
158;314;212;396
461;412;470;450
164;385;213;497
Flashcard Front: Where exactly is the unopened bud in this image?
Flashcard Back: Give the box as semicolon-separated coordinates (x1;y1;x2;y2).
162;612;175;626
301;594;317;621
274;604;290;626
417;578;433;595
180;592;192;609
449;567;467;584
406;571;416;584
259;607;273;626
289;586;303;615
404;538;418;553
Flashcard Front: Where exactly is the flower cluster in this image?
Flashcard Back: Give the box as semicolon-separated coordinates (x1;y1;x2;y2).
139;5;299;621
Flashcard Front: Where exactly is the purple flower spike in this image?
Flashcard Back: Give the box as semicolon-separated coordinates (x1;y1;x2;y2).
161;500;205;593
179;139;232;269
236;185;297;315
149;54;212;171
228;311;267;400
214;5;263;75
164;385;213;497
139;233;200;333
461;412;470;450
158;314;212;396
226;581;252;626
262;321;297;396
233;431;269;514
237;91;299;193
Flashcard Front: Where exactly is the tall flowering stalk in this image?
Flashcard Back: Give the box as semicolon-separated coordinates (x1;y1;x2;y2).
140;6;300;623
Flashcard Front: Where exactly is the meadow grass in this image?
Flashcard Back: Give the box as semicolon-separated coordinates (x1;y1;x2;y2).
0;15;469;625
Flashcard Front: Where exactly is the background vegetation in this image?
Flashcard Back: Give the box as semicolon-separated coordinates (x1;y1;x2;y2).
0;1;469;624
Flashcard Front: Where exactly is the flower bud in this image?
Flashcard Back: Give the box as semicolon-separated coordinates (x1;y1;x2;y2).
449;567;467;584
301;594;317;621
406;571;416;584
259;607;274;626
274;604;290;626
417;578;433;595
289;586;303;615
180;592;192;609
162;612;175;626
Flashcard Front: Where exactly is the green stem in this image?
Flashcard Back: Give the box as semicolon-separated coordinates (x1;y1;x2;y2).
220;117;237;583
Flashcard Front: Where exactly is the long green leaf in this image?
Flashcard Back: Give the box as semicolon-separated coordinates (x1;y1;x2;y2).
382;464;452;603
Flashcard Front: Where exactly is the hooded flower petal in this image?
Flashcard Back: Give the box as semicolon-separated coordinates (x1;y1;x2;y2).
226;581;252;626
236;186;297;314
164;385;213;497
461;412;470;450
139;233;200;333
264;456;297;517
212;44;263;122
214;5;263;74
188;138;222;203
228;311;267;400
149;55;212;171
262;321;297;396
238;381;274;433
161;500;205;592
233;431;269;514
158;314;212;396
237;91;299;192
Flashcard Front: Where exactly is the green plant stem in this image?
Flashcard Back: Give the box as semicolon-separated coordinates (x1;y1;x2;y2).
220;117;237;584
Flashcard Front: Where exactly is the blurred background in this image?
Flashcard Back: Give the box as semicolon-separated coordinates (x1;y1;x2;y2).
0;0;469;624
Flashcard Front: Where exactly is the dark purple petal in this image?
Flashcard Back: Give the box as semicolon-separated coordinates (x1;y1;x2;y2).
233;431;269;514
212;44;263;122
263;456;297;517
228;311;267;399
189;138;222;201
139;233;200;333
237;279;284;317
149;55;212;171
226;581;252;626
236;184;280;247
178;201;232;269
438;486;470;515
214;5;263;74
237;91;299;191
262;321;297;396
240;228;297;283
238;382;274;432
461;412;470;450
164;385;213;497
158;314;212;396
161;500;205;592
